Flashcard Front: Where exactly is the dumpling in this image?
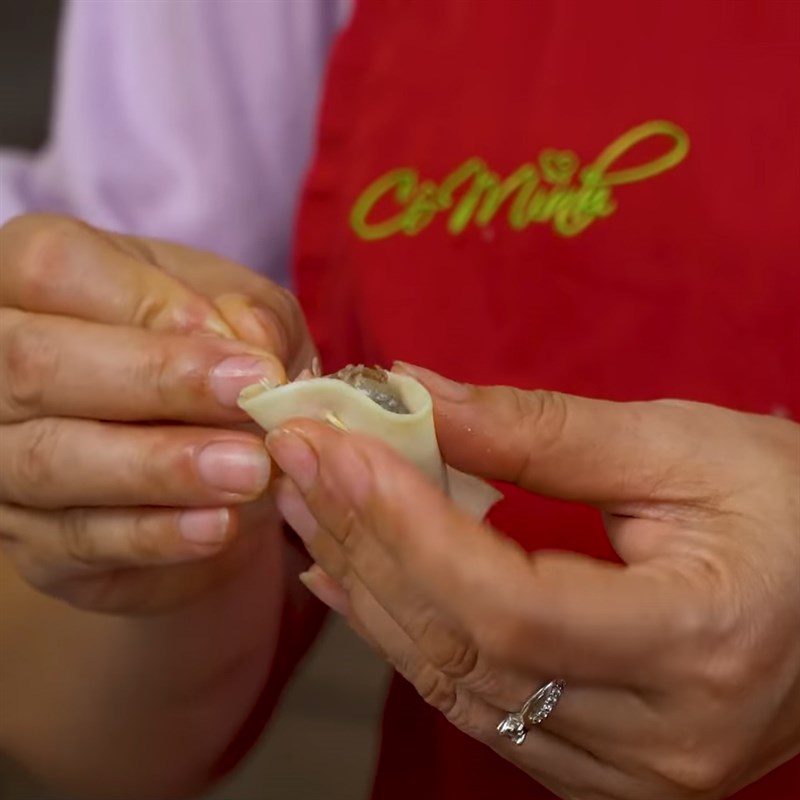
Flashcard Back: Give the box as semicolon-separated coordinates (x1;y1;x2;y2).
238;364;502;519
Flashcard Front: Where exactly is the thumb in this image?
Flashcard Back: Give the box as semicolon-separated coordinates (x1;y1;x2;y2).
394;363;737;508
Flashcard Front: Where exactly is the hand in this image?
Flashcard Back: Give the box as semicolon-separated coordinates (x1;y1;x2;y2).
0;214;316;612
265;365;800;800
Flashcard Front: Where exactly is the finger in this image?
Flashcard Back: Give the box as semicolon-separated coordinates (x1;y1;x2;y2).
476;700;635;800
116;235;317;375
214;293;290;373
0;308;285;424
0;419;270;508
298;564;631;800
299;563;405;660
0;503;236;579
298;555;503;743
0;215;233;335
394;362;739;507
278;475;425;646
0;505;261;613
294;503;678;783
213;287;316;380
269;420;689;684
274;473;530;710
298;563;351;616
274;477;350;581
288;494;655;795
523;683;663;766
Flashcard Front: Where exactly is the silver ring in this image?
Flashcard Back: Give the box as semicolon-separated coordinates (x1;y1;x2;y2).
496;679;565;745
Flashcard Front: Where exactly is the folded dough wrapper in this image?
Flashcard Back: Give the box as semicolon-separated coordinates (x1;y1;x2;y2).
238;369;502;520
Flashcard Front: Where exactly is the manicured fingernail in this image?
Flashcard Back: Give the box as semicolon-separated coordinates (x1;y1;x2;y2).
210;355;285;407
299;566;350;615
266;430;318;492
393;362;471;401
197;441;270;495
275;479;317;545
178;508;230;545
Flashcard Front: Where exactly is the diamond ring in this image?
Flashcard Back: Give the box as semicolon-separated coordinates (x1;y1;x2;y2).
496;679;566;745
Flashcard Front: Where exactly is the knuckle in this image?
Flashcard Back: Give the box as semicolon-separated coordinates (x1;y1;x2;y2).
11;418;61;502
176;356;209;404
695;643;759;702
508;388;569;482
667;597;717;648
666;596;757;696
437;637;479;680
131;289;175;331
2;315;58;416
518;388;569;439
412;664;458;717
142;345;173;410
333;506;361;553
61;508;97;566
141;434;196;497
137;338;197;412
130;281;211;335
420;619;481;681
10;216;87;306
126;510;169;562
442;691;484;740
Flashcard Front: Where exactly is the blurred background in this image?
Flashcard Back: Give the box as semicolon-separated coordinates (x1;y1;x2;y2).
0;3;389;799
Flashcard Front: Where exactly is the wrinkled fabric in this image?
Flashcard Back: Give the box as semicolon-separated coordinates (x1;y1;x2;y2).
0;0;352;284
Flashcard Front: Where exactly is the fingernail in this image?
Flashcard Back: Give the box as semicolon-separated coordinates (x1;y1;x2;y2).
275;479;317;545
265;430;318;492
210;355;285;407
393;362;471;401
197;441;271;496
178;508;230;545
204;316;236;340
299;566;350;615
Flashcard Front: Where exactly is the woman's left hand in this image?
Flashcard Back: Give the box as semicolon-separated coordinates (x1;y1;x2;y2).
265;367;800;800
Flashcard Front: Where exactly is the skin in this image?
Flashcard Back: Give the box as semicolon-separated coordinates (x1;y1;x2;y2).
0;215;323;798
267;363;800;800
2;214;796;799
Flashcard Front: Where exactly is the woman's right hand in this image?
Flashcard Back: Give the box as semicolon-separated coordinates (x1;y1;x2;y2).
0;214;314;612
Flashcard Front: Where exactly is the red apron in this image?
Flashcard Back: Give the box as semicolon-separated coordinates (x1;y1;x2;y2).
293;1;800;797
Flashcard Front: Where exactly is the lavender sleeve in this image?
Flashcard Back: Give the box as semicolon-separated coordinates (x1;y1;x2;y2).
0;0;351;285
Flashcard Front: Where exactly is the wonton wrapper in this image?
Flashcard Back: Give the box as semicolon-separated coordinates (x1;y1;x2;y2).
238;371;502;520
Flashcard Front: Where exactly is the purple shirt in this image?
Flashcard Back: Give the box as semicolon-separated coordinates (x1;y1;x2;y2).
0;0;352;286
